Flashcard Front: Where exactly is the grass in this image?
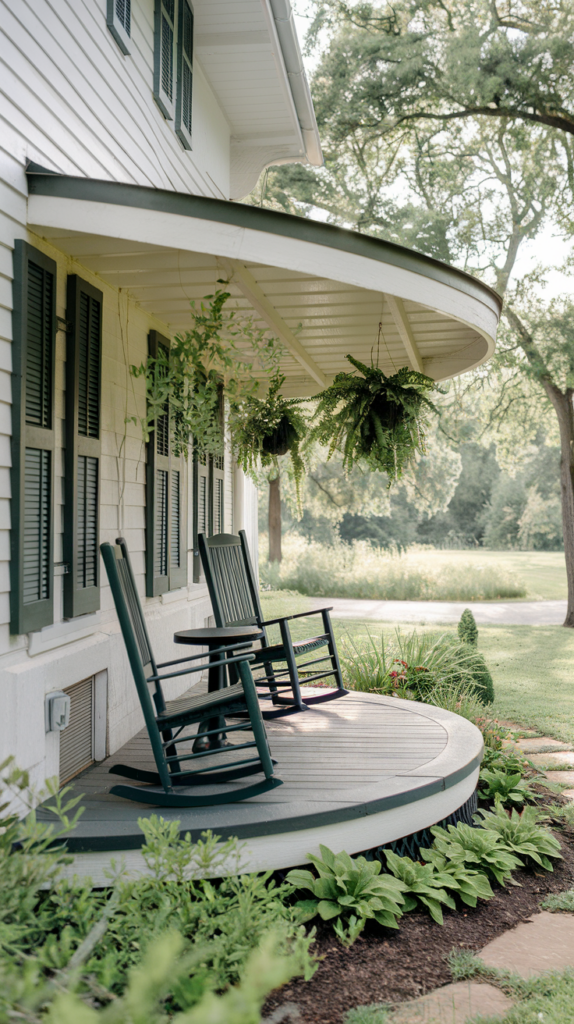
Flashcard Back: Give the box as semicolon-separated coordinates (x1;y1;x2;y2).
259;594;574;744
260;540;567;601
260;537;528;601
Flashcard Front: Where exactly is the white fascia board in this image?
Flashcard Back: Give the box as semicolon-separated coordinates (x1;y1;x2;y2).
263;0;323;168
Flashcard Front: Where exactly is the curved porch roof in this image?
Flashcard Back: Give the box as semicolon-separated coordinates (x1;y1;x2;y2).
27;171;501;396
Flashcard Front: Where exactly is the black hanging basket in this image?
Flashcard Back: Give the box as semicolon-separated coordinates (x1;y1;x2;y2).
260;415;298;457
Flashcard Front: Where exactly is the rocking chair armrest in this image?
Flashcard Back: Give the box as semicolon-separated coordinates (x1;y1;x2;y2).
148;649;255;683
156;640;253;669
260;607;333;627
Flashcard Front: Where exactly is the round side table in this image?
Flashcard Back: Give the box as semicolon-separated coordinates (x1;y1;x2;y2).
174;625;264;751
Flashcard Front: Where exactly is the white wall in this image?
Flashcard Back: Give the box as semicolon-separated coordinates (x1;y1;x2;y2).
0;0;231;199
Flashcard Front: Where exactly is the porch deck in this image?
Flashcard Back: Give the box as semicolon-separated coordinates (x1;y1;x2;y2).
44;691;482;885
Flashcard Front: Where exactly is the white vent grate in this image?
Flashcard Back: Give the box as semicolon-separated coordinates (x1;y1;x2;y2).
59;677;94;784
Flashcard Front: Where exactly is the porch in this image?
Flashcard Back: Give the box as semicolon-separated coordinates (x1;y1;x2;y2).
44;687;481;884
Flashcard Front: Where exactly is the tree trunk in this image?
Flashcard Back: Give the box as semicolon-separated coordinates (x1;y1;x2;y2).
543;383;574;626
268;474;282;563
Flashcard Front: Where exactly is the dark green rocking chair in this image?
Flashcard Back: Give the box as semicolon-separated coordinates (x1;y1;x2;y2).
198;530;348;715
100;538;281;807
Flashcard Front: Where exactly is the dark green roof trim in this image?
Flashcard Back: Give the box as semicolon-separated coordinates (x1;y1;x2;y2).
27;171;502;316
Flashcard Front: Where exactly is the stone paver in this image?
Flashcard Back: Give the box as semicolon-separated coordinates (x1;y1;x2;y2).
528;752;574;768
389;981;513;1023
511;736;571;753
309;596;567;626
543;770;574;786
479;911;574;977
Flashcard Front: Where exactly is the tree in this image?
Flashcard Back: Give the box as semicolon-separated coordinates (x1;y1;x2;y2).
258;0;574;620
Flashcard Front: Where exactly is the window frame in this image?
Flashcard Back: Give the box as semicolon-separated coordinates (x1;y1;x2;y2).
107;0;131;55
10;241;56;635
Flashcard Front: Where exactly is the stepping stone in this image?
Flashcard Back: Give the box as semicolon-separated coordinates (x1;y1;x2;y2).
515;737;572;753
389;981;513;1023
528;752;574;768
562;790;574;802
543;770;574;785
479;910;574;977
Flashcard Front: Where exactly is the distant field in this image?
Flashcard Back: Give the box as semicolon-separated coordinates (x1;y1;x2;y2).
259;592;574;743
417;549;567;601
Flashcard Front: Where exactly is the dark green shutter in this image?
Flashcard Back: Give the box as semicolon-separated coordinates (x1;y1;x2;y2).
192;449;209;582
154;0;175;119
212;453;224;536
146;331;187;596
64;276;102;617
175;0;194;149
10;241;56;634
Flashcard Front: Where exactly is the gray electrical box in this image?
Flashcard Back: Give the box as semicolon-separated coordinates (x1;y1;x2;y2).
45;691;71;733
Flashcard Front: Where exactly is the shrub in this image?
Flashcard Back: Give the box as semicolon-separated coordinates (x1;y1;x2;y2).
259;537;526;601
458;608;478;646
286;846;407;946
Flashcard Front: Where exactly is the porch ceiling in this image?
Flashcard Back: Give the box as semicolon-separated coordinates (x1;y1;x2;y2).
27;173;502;396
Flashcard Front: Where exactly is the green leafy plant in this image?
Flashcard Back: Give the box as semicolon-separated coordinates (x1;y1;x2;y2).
286;845;408;946
430;821;523;885
542;888;574;912
229;371;309;511
383;849;457;925
418;848;494;908
311;357;439;480
479;767;536;808
481;748;531;775
476;799;562;871
458;608;479;646
130;289;282;458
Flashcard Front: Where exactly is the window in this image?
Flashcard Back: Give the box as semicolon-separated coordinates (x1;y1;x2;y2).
146;332;187;595
10;241;56;634
175;0;193;149
154;0;176;119
107;0;131;55
64;276;102;618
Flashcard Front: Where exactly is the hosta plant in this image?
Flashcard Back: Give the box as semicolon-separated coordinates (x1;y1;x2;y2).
476;799;562;872
418;848;494;908
384;850;457;925
311;357;439;481
286;846;408;946
479;767;535;808
430;821;523;885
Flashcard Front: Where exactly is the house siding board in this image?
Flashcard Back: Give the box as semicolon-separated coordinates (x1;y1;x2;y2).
0;0;230;199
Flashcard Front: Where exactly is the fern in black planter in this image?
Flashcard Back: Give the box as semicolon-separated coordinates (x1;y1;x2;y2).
230;371;308;505
311;355;440;481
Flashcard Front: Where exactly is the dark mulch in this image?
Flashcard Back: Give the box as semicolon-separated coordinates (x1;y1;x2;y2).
263;801;574;1024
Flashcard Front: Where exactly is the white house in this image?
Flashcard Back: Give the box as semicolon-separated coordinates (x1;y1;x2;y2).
0;0;501;794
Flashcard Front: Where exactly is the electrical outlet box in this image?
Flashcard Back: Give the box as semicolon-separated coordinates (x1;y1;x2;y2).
45;691;71;733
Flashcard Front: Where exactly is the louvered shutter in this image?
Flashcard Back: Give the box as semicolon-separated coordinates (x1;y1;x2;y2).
212;453;224;535
175;0;193;149
146;332;187;596
10;241;56;634
192;449;209;582
107;0;131;54
64;277;102;618
154;0;175;119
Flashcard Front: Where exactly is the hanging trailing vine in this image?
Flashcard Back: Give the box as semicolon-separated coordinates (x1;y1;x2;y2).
129;288;282;457
229;371;309;511
311;355;440;481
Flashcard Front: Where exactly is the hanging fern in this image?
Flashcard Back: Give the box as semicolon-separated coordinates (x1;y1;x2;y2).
311;356;440;481
229;372;309;511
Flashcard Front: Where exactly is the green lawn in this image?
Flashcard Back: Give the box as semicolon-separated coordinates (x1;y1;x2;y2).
417;549;567;601
260;592;574;744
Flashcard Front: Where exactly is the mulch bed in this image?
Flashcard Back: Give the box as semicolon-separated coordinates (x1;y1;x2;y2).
263;791;574;1024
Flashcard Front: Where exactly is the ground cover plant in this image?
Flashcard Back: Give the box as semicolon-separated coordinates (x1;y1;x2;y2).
260;537;526;602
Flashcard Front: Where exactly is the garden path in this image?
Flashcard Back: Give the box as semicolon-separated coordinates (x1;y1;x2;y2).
308;597;567;625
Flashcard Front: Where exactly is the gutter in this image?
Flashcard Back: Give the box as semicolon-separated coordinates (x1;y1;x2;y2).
266;0;323;167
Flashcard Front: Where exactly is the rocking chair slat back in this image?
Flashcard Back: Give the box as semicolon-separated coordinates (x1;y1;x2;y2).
199;533;262;628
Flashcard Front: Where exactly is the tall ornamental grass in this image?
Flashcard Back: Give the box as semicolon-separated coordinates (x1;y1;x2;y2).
339;628;494;709
260;537;526;601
